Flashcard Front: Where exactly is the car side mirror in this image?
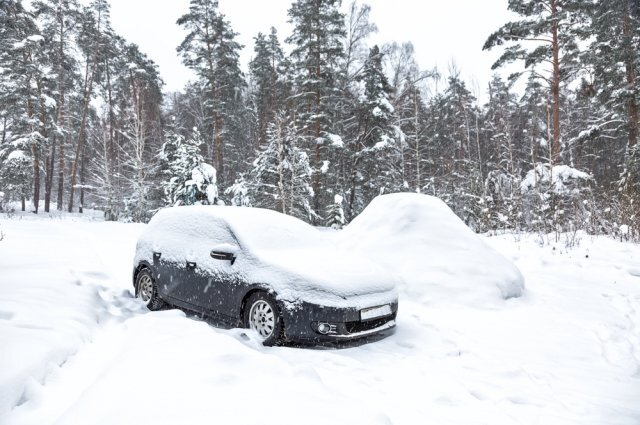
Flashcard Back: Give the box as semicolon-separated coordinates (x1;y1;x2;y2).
210;250;236;265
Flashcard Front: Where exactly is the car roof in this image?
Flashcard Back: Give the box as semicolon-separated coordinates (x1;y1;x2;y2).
151;205;326;251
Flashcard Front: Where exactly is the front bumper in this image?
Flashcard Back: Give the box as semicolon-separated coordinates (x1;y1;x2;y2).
280;299;398;343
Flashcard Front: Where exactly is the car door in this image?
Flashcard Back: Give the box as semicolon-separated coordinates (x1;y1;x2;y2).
186;234;243;319
155;217;239;319
151;236;189;305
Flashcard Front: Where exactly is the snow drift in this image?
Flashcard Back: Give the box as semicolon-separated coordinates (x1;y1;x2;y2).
338;193;525;306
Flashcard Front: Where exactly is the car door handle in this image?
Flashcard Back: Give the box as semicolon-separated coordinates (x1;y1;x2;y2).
186;261;196;269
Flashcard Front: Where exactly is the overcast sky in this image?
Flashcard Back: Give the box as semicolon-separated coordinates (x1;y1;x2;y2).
107;0;516;102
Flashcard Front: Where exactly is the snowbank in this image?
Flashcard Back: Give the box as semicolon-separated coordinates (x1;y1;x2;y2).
338;193;525;306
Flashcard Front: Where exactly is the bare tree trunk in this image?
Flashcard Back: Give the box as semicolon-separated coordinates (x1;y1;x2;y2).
79;144;86;214
45;139;56;212
36;79;51;213
55;6;66;211
550;0;562;165
414;87;421;192
31;148;40;213
215;113;224;182
26;78;40;213
623;6;638;149
57;133;65;209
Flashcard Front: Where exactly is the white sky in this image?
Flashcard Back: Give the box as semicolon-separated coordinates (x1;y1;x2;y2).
107;0;517;102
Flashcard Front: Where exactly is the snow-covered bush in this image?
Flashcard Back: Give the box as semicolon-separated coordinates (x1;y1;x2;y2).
0;149;31;211
482;170;521;232
520;164;593;237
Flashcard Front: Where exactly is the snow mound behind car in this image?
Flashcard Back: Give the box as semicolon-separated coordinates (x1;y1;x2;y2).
338;193;525;306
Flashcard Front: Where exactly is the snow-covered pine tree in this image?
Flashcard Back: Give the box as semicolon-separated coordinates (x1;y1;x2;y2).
177;0;245;184
250;113;315;221
68;0;111;213
118;44;164;222
224;174;252;207
346;45;398;218
32;0;81;212
160;126;208;206
0;147;32;211
438;72;484;229
483;0;586;166
387;44;431;195
326;194;345;229
586;0;640;234
249;28;290;149
0;0;50;213
185;162;219;206
482;75;521;231
286;0;346;218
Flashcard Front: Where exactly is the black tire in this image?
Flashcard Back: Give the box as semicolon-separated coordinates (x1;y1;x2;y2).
243;291;283;346
135;268;165;311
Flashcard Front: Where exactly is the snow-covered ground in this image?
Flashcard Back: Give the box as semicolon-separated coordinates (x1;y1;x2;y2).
1;210;640;425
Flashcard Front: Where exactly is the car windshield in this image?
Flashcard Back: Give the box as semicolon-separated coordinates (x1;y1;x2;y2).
223;208;333;252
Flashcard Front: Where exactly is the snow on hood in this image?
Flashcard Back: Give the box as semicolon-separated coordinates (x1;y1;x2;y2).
135;206;397;308
337;193;525;306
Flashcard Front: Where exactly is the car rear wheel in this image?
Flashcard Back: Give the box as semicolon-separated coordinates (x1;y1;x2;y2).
136;268;165;311
244;292;282;346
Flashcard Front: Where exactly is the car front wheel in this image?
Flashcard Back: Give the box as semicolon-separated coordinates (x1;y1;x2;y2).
136;268;165;311
244;291;283;346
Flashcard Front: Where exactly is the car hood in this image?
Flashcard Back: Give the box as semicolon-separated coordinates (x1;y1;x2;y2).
247;246;398;302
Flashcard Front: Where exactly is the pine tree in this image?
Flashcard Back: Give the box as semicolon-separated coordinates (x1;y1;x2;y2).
326;194;345;229
250;113;315;220
286;0;346;217
0;0;50;213
225;174;252;206
177;0;244;184
482;75;521;231
249;28;289;149
68;0;111;212
32;0;81;212
346;45;398;217
160;126;206;206
483;0;586;165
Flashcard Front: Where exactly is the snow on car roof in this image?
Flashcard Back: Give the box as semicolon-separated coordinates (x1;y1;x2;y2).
149;205;330;251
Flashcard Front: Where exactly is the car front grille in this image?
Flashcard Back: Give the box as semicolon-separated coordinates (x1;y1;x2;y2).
344;313;396;334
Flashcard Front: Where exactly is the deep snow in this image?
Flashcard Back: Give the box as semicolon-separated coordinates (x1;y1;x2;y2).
1;209;640;425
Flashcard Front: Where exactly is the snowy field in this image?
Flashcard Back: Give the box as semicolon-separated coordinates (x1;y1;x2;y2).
1;210;640;425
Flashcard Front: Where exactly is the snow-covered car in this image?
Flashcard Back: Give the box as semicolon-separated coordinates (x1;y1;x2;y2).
133;206;398;345
338;193;525;306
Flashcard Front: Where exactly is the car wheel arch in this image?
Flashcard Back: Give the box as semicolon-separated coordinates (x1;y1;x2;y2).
239;286;277;321
133;261;154;295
